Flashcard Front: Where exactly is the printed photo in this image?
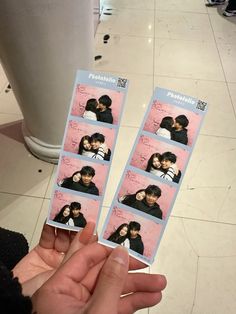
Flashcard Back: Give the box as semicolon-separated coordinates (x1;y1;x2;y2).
143;101;202;146
130;134;190;183
57;155;109;196
63;120;116;161
71;84;124;125
117;169;177;220
101;206;163;264
48;190;100;230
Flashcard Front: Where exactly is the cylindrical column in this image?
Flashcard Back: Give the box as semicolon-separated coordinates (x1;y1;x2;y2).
0;0;94;163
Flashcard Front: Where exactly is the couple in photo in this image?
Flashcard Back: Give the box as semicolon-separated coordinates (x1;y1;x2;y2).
53;202;87;228
58;166;99;196
107;221;144;255
78;133;111;161
83;95;113;124
156;114;189;145
146;152;181;183
119;185;163;220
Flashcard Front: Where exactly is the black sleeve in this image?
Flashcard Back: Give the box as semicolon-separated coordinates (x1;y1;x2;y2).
152;207;163;219
89;186;99;196
60;179;69;188
173;170;182;183
81;215;87;228
172;131;188;145
96;111;101;121
104;149;111;161
0;262;32;314
138;241;144;255
109;115;113;124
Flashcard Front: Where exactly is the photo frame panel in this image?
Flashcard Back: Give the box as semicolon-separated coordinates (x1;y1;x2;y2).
63;118;117;157
56;154;109;196
99;205;164;265
130;133;190;179
47;189;100;228
71;84;124;125
117;168;178;220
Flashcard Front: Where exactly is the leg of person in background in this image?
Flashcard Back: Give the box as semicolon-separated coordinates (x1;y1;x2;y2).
206;0;226;6
223;0;236;16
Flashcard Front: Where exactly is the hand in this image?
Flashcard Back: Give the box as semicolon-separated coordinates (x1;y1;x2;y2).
13;222;97;296
171;163;179;175
13;223;147;296
100;143;108;154
32;245;167;314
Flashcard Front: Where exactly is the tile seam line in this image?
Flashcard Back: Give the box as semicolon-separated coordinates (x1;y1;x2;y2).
171;214;236;226
102;7;155;12
190;256;199;314
0;191;46;200
96;32;155;39
93;67;227;83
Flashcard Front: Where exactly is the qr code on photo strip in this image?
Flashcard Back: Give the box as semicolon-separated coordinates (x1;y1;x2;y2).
196;100;207;111
117;78;128;88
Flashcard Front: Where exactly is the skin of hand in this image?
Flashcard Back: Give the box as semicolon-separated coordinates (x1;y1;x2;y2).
13;222;149;296
171;163;179;175
32;245;167;314
100;143;108;154
13;223;96;296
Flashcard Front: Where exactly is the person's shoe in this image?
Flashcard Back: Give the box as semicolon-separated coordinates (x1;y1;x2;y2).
205;0;226;6
223;8;236;16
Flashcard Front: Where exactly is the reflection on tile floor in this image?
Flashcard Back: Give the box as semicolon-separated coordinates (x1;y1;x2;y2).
1;0;236;313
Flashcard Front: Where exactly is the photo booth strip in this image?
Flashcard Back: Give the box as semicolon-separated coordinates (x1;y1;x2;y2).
46;70;129;232
99;87;208;265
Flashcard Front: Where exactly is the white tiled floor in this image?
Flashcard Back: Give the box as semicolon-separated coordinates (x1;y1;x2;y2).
1;0;236;313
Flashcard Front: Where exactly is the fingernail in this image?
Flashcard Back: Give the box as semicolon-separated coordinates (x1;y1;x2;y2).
112;246;129;265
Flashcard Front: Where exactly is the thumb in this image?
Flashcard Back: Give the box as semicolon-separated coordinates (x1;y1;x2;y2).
88;246;129;313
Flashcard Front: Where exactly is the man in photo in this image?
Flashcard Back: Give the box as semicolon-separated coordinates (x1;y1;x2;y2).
90;133;111;161
60;166;99;195
171;115;189;145
132;185;163;219
70;202;87;228
96;95;113;124
160;152;181;183
128;221;144;255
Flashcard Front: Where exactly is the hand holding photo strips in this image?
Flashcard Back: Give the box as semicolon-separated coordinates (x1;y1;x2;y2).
11;222;166;313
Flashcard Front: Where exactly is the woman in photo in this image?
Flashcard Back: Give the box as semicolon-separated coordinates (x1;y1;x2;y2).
107;223;130;246
119;189;146;207
53;205;74;226
145;153;163;176
155;116;174;139
59;171;81;190
82;98;98;121
78;133;111;161
78;135;94;158
146;152;181;183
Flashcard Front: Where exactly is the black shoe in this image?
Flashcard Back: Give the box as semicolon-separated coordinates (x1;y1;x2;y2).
205;0;226;6
223;8;236;16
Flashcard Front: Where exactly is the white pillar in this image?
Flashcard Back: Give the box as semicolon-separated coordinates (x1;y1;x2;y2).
0;0;94;163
